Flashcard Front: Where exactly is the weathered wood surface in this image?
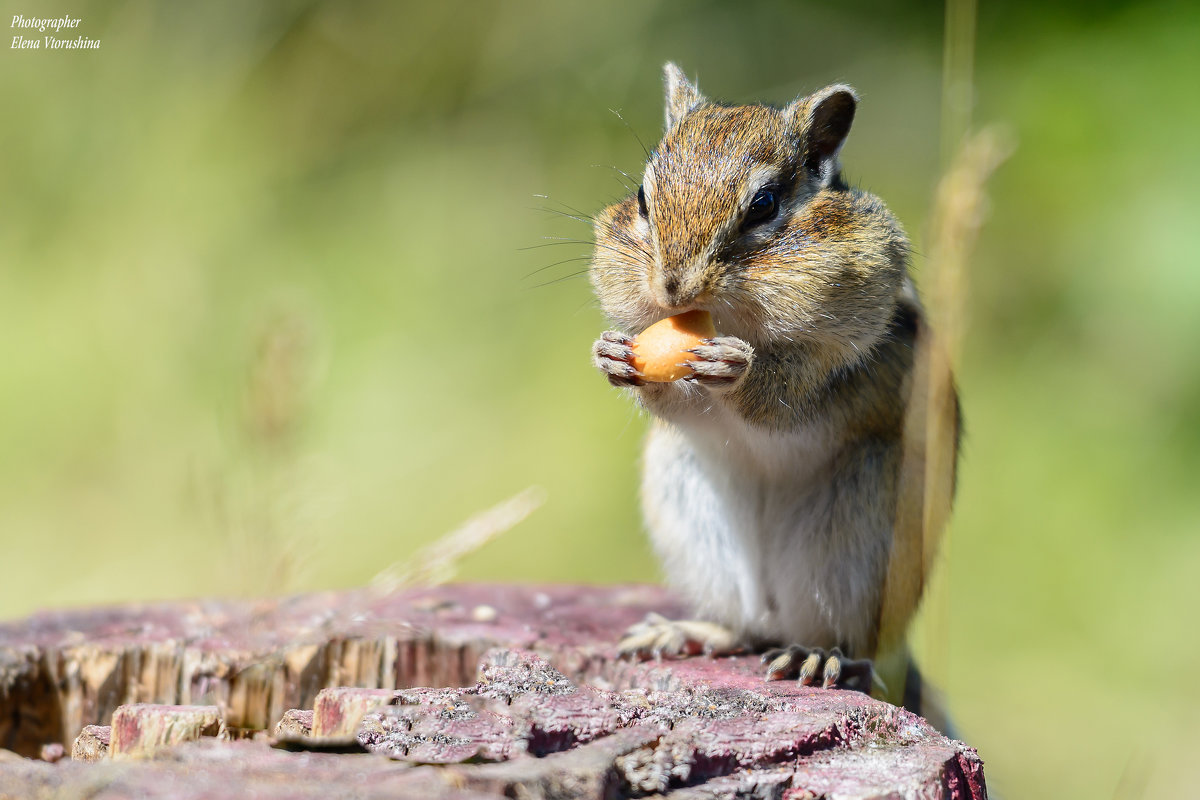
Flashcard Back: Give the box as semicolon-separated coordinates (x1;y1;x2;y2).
0;584;986;798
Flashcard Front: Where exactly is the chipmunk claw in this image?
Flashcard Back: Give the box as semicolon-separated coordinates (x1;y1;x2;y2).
761;645;874;691
684;336;753;389
593;330;645;387
618;613;741;660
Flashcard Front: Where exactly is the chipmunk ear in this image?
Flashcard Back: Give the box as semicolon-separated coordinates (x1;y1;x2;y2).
790;84;859;184
663;63;704;129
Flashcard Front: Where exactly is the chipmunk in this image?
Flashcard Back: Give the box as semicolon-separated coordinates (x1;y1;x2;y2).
590;64;959;718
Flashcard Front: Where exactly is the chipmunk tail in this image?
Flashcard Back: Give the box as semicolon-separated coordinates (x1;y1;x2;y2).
902;657;958;740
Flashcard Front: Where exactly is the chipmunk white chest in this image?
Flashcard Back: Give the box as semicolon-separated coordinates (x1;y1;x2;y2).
640;406;887;654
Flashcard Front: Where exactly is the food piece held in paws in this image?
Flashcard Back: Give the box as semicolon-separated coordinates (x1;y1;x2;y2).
630;310;717;383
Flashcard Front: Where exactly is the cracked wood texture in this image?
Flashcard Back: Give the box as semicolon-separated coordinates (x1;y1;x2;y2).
0;584;986;798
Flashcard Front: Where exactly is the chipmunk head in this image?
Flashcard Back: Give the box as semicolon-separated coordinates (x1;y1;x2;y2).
592;63;906;358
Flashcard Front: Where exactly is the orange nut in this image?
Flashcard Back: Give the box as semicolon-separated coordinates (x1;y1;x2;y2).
630;310;717;383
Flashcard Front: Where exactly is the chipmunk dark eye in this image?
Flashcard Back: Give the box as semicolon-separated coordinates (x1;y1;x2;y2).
637;185;648;217
744;187;779;227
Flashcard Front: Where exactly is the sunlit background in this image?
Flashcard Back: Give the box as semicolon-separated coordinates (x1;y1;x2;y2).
2;1;1198;796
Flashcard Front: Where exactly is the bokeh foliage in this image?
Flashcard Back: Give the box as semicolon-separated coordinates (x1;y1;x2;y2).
1;1;1198;796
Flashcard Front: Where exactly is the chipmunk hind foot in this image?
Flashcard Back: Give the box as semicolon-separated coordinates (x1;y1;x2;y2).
761;644;876;693
617;613;743;659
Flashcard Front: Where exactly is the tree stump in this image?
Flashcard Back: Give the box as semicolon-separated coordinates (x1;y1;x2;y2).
0;584;986;798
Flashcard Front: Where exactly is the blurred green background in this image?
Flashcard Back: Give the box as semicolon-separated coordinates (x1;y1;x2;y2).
2;0;1197;796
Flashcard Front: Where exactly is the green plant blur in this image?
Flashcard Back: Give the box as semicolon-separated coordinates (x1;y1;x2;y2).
1;1;1196;796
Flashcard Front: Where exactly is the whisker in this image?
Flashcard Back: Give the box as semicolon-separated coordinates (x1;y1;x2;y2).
523;256;592;280
605;164;641;186
572;296;599;317
533;194;597;223
532;205;598;226
529;269;592;289
550;200;597;222
590;165;637;193
523;238;642;261
610;108;650;159
517;240;595;252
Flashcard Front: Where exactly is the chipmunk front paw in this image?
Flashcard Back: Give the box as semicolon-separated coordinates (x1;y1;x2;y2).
592;330;645;387
617;613;741;659
761;645;874;692
684;336;753;390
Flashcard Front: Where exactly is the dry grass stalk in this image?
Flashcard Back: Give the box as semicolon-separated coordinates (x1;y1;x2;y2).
371;486;547;595
915;127;1013;681
921;127;1014;578
878;127;1013;686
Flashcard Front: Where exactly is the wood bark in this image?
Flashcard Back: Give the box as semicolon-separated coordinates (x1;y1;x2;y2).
0;584;986;798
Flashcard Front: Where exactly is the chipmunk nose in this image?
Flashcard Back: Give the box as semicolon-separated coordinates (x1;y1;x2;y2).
653;270;703;310
654;235;711;309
